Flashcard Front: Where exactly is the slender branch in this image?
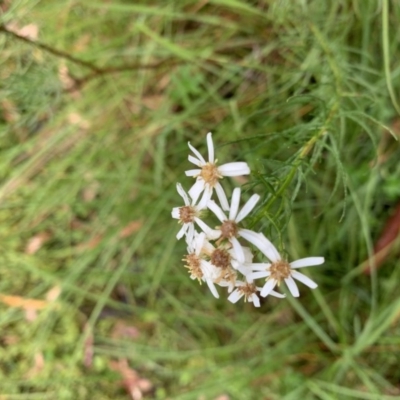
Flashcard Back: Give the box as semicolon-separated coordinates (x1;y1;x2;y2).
67;59;180;92
0;24;181;91
0;24;103;73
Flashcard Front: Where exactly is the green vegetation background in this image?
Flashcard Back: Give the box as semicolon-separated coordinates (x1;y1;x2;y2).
1;1;400;399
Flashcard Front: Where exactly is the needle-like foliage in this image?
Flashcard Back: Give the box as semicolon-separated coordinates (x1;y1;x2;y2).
1;1;400;398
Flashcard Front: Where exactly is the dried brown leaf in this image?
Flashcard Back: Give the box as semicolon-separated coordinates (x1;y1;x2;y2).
68;112;90;129
6;22;39;40
119;220;143;238
155;73;171;91
82;182;100;202
363;202;400;274
25;352;45;378
0;0;11;12
25;308;38;322
109;359;152;400
46;285;62;302
0;99;20;123
83;324;94;368
25;231;51;254
76;235;103;251
142;95;165;111
0;294;48;310
112;320;140;340
73;33;91;52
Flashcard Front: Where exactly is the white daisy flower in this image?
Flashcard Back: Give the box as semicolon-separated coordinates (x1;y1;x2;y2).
185;132;250;211
183;232;220;298
191;237;254;293
206;187;261;263
247;234;324;298
200;239;251;291
171;183;218;242
227;281;285;307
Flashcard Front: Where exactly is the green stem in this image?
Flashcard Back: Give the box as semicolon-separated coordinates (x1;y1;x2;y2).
382;0;400;115
263;102;339;213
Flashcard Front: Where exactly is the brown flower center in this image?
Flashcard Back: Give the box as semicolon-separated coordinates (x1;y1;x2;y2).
200;162;221;187
183;253;203;280
179;205;196;223
211;248;231;269
219;220;238;239
215;267;237;287
238;283;258;301
269;260;291;282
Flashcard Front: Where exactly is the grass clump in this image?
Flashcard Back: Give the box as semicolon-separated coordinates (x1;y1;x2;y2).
1;0;400;399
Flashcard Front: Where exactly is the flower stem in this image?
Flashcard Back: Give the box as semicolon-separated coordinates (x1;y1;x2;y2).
263;102;339;213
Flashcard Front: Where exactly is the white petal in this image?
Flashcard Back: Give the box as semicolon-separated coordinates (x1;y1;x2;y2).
215;182;229;211
242;246;254;263
185;169;201;177
171;207;180;219
248;271;270;280
238;266;254;280
290;257;325;269
186;240;195;254
235;194;260;223
238;230;280;262
253;233;281;262
207;200;227;222
185;223;195;244
228;238;243;263
260;278;277;297
291;270;318;289
284;276;300;297
228;289;242;304
206;279;219;298
218;162;250;176
194;217;220;240
206;132;214;163
201;260;216;278
188;155;202;167
201;239;215;256
196;202;206;211
270;290;285;298
176;224;188;240
218;279;235;293
238;229;264;248
249;263;271;271
251;294;260;307
229;188;241;220
188;141;206;164
193;231;206;256
176;183;191;205
197;185;213;209
188;179;205;203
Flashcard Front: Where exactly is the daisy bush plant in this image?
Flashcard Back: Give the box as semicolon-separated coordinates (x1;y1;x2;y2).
172;132;324;307
185;133;250;210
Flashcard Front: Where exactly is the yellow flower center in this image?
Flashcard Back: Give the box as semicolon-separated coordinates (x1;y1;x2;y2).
183;254;203;280
238;283;258;302
200;162;221;187
269;260;291;283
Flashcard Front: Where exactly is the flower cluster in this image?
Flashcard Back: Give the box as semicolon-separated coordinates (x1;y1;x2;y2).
172;133;324;307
